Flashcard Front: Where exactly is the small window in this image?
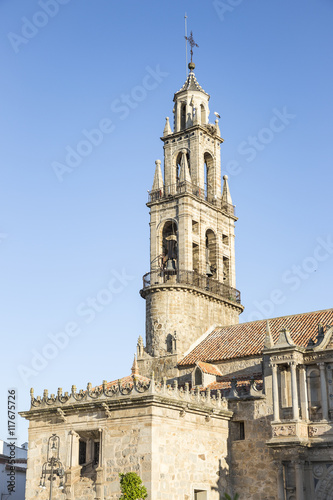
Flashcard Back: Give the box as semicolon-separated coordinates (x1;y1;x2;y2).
230;421;245;441
222;233;229;245
194;490;207;500
195;368;203;386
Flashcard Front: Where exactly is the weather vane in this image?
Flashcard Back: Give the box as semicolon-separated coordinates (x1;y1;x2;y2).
185;31;199;65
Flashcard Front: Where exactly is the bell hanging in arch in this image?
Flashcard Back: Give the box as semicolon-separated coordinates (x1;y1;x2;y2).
206;263;213;277
166;259;176;272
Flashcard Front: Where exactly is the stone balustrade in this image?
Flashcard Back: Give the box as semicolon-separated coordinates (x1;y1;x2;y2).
29;375;264;413
29;376;230;412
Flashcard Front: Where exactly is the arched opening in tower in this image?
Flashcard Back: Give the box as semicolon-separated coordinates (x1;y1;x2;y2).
175;150;190;186
180;103;186;130
205;229;217;278
204;152;214;202
162;221;178;272
200;104;206;125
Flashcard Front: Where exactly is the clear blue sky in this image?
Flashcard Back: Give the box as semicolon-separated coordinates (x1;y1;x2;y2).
0;0;332;442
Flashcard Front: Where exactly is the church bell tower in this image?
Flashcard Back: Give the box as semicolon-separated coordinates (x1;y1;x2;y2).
139;59;244;378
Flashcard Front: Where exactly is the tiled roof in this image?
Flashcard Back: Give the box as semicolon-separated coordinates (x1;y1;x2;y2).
197;361;222;376
175;71;209;96
179;308;333;366
98;374;150;390
204;373;263;392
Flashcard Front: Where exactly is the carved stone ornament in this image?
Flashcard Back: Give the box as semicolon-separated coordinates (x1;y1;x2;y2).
308;425;331;437
313;464;325;478
304;352;333;362
273;425;296;437
270;355;295;363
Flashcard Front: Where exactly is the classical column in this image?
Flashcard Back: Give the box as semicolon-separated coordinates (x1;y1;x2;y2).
95;429;104;500
295;461;305;500
299;365;309;421
290;362;299;420
271;363;280;421
318;363;329;420
277;463;285;500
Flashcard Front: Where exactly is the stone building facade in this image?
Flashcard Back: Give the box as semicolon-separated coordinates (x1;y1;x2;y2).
21;62;333;499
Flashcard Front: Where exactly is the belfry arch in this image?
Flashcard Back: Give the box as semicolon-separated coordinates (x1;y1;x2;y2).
205;229;217;278
175;150;190;185
161;220;178;271
200;103;207;124
204;152;215;202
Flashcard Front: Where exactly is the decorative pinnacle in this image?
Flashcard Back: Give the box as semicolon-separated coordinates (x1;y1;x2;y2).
131;354;139;376
185;31;199;70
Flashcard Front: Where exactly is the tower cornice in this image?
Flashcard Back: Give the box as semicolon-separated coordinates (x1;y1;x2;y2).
147;187;238;221
161;123;224;144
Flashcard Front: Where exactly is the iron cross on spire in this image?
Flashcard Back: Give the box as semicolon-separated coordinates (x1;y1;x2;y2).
185;31;199;64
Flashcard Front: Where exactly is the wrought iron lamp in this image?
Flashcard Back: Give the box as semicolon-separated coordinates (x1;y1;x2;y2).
39;434;65;499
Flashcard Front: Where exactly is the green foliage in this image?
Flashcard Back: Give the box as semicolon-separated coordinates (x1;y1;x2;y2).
119;472;148;500
222;494;239;500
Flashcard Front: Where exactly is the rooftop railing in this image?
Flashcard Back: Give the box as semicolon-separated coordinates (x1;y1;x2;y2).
148;181;235;216
141;269;241;304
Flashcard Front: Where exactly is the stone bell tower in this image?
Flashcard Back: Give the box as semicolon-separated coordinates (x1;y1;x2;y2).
139;62;244;378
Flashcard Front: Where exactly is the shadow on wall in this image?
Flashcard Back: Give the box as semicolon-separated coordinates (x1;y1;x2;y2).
211;458;232;499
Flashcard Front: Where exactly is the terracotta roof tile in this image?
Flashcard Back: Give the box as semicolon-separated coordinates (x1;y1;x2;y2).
204;374;263;391
97;374;150;390
197;361;222;376
179;308;333;366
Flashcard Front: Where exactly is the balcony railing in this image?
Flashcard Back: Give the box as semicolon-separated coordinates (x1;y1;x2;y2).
148;181;235;216
141;269;241;304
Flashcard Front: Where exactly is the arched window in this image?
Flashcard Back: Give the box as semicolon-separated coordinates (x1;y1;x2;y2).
181;103;186;130
175;150;190;185
204;152;214;202
205;229;217;278
200;104;206;124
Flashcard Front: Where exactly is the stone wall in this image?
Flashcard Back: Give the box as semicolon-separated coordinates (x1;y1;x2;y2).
228;398;277;500
143;286;241;365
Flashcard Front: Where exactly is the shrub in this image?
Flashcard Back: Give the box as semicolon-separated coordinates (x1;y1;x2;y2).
222;494;239;500
119;472;148;500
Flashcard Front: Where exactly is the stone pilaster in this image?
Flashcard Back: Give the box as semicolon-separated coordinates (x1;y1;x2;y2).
318;362;329;420
299;364;309;421
271;363;280;421
290;362;299;420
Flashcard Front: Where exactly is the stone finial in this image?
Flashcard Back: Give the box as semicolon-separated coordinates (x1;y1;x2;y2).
316;323;325;342
152;159;164;191
131;355;139;376
222;175;232;206
264;320;274;348
163;117;172;136
137;335;144;358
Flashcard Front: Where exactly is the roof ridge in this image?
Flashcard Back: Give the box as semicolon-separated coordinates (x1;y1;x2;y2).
213;307;333;330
